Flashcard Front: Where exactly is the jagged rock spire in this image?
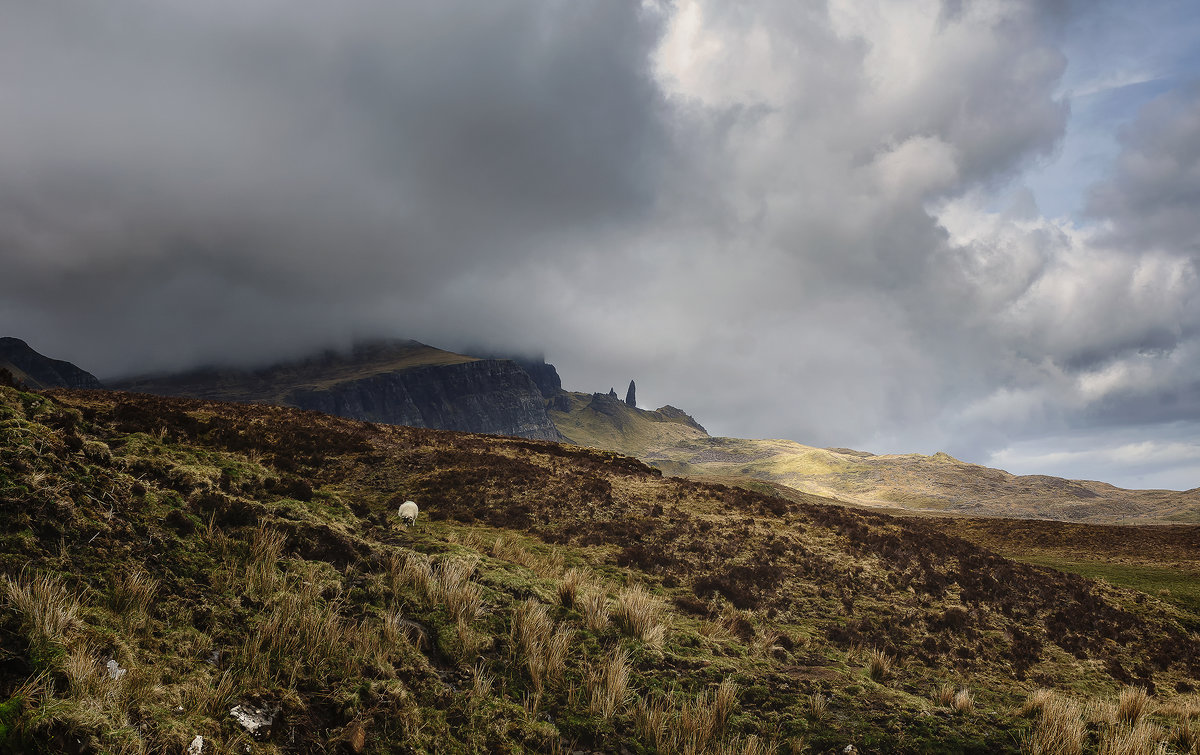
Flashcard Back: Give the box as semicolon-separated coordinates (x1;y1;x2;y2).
625;380;636;407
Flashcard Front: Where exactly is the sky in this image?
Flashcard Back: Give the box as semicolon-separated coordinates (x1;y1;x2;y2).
3;0;1200;490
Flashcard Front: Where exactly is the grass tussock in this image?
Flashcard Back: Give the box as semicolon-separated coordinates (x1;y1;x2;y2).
952;687;975;714
1097;721;1166;755
934;683;957;708
109;570;158;625
579;589;609;634
492;535;565;578
867;646;894;682
808;692;828;721
713;734;777;755
587;646;632;719
557;567;587;609
4;571;80;664
433;557;485;624
613;584;663;646
1116;686;1152;726
246;524;287;598
1169;714;1200;754
1024;693;1085;755
640;678;739;754
470;661;494;703
511;599;573;699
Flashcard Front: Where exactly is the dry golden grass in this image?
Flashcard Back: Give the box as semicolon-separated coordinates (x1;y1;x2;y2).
934;683;957;708
952;688;975;714
110;570;158;629
713;734;777;755
1022;688;1056;717
434;557;485;624
807;692;828;721
579;588;609;633
1169;714;1199;754
634;694;674;752
749;630;781;658
713;678;738;735
470;661;493;703
4;570;80;660
245;524;286;598
557;567;587;609
511;599;573;698
867;647;893;682
1098;721;1166;755
613;584;663;644
491;535;564;578
235;574;400;689
587;646;632;719
1024;694;1085;755
397;551;436;599
1116;686;1152;726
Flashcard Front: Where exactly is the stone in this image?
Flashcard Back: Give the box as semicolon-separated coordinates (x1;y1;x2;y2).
342;721;366;753
106;659;126;680
231;703;280;737
625;380;636;407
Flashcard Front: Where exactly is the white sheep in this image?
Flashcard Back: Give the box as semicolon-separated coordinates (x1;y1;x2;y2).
398;500;419;527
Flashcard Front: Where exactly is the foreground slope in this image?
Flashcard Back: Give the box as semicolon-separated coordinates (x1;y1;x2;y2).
2;388;1200;753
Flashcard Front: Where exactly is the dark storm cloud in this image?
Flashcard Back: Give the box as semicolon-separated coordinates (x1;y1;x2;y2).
4;0;1200;489
0;0;667;376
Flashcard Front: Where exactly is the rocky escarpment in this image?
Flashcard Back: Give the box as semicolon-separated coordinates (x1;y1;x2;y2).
283;359;563;440
111;340;565;441
0;337;102;389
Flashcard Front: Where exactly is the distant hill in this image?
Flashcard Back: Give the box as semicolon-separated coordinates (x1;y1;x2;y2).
545;394;1200;524
548;390;708;455
632;435;1200;525
0;337;102;390
110;340;562;441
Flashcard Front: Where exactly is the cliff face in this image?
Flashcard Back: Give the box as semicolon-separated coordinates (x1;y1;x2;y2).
283;359;563;440
0;337;102;389
110;340;564;441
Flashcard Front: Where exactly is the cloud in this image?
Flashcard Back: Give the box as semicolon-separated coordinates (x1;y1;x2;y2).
2;0;1199;489
0;0;668;374
1087;82;1200;257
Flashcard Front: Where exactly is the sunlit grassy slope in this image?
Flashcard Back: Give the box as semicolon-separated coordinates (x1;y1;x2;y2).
548;391;709;456
551;397;1200;524
5;386;1200;752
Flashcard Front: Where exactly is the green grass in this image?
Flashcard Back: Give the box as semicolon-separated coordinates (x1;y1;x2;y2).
1014;554;1200;619
4;385;1200;753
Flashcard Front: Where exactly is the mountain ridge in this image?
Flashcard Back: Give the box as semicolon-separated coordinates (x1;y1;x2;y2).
0;337;102;390
109;339;562;441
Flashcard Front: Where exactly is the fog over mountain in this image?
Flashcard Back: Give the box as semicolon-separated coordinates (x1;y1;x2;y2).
3;0;1200;489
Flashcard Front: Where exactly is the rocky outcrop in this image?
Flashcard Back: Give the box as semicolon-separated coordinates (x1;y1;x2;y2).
0;337;102;389
508;357;562;398
625;380;636;407
283;359;563;441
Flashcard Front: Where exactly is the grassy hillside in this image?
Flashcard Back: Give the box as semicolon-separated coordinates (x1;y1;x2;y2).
549;392;709;456
589;433;1200;525
2;387;1200;753
112;340;479;403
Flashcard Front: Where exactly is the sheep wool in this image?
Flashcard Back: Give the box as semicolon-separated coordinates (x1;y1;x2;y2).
398;500;419;527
